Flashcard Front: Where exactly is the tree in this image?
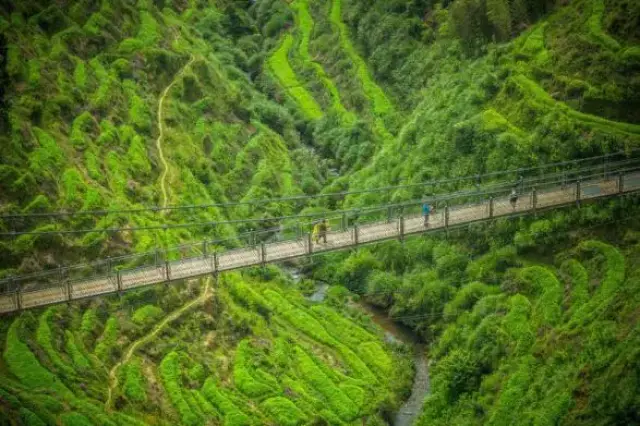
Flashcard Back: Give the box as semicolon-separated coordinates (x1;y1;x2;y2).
486;0;511;41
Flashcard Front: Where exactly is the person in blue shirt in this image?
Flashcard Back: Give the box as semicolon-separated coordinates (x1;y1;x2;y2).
422;201;431;228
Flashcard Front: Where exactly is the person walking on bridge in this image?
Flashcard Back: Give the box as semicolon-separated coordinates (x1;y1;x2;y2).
422;201;432;228
318;219;329;244
510;187;519;210
312;221;321;244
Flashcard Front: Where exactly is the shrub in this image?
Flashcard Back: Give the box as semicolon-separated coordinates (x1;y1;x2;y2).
19;408;46;426
3;319;73;398
261;397;307;425
233;339;279;398
444;282;498;321
503;294;534;355
94;316;119;363
487;356;536;424
29;128;65;176
268;34;323;120
337;250;381;292
64;331;91;371
36;309;75;376
123;358;147;403
330;0;392;117
201;378;250;424
569;241;625;328
519;266;562;329
560;259;589;315
129;95;151;132
27;59;41;87
70;112;95;150
80;309;98;338
131;305;163;326
60;412;92;426
127;135;152;176
61;168;87;207
294;346;357;420
74;61;87;89
159;352;201;426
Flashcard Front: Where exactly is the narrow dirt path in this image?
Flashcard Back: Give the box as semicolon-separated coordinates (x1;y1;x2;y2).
105;276;212;409
156;54;196;209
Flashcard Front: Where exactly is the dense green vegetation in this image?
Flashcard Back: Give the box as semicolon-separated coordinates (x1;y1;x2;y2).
1;0;640;424
0;272;412;423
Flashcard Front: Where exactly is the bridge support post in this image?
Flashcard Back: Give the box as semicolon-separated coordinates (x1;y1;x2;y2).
532;187;538;216
61;267;71;303
399;214;404;241
203;240;208;258
354;225;359;247
576;179;582;207
165;260;171;282
489;197;494;219
12;278;21;312
116;270;123;293
213;251;219;273
261;243;266;267
213;272;219;311
444;204;450;238
342;213;347;231
387;206;393;223
444;204;450;228
618;173;624;194
307;233;313;255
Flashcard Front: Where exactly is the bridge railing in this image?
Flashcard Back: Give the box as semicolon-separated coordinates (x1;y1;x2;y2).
2;160;640;313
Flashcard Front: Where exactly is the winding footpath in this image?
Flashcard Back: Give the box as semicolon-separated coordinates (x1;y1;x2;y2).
105;276;212;410
156;54;196;208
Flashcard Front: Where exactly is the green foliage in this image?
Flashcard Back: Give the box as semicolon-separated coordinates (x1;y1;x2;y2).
60;412;93;426
337;250;381;292
201;378;250;425
444;282;498;321
131;304;163;326
29;128;65;176
94;316;119;363
128;95;151;132
70;112;95;150
294;346;358;420
268;33;323;120
587;0;621;50
64;331;91;371
233;339;279;398
260;397;307;425
330;0;392;117
19;408;46;426
80;309;98;338
3;319;73;398
37;309;75;375
61;168;87;207
74;61;87;89
160;351;201;426
123;358;147;403
519;266;562;329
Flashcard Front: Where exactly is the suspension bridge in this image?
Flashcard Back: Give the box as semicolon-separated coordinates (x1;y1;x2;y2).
1;155;640;314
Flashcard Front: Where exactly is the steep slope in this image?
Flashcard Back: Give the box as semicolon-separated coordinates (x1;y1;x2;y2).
0;272;412;424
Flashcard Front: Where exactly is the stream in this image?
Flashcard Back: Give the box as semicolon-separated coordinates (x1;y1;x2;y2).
290;268;430;426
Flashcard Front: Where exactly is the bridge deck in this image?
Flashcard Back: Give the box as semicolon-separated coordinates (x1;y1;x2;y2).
1;171;639;314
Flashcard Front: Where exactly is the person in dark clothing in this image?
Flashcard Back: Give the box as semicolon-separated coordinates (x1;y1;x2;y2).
510;187;518;210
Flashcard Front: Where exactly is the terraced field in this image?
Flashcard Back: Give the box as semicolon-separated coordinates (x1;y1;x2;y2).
0;273;411;424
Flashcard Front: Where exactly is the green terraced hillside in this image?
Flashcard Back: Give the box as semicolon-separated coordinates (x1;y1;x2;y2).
1;0;640;424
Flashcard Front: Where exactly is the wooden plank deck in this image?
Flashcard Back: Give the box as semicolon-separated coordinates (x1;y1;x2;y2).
1;172;638;314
